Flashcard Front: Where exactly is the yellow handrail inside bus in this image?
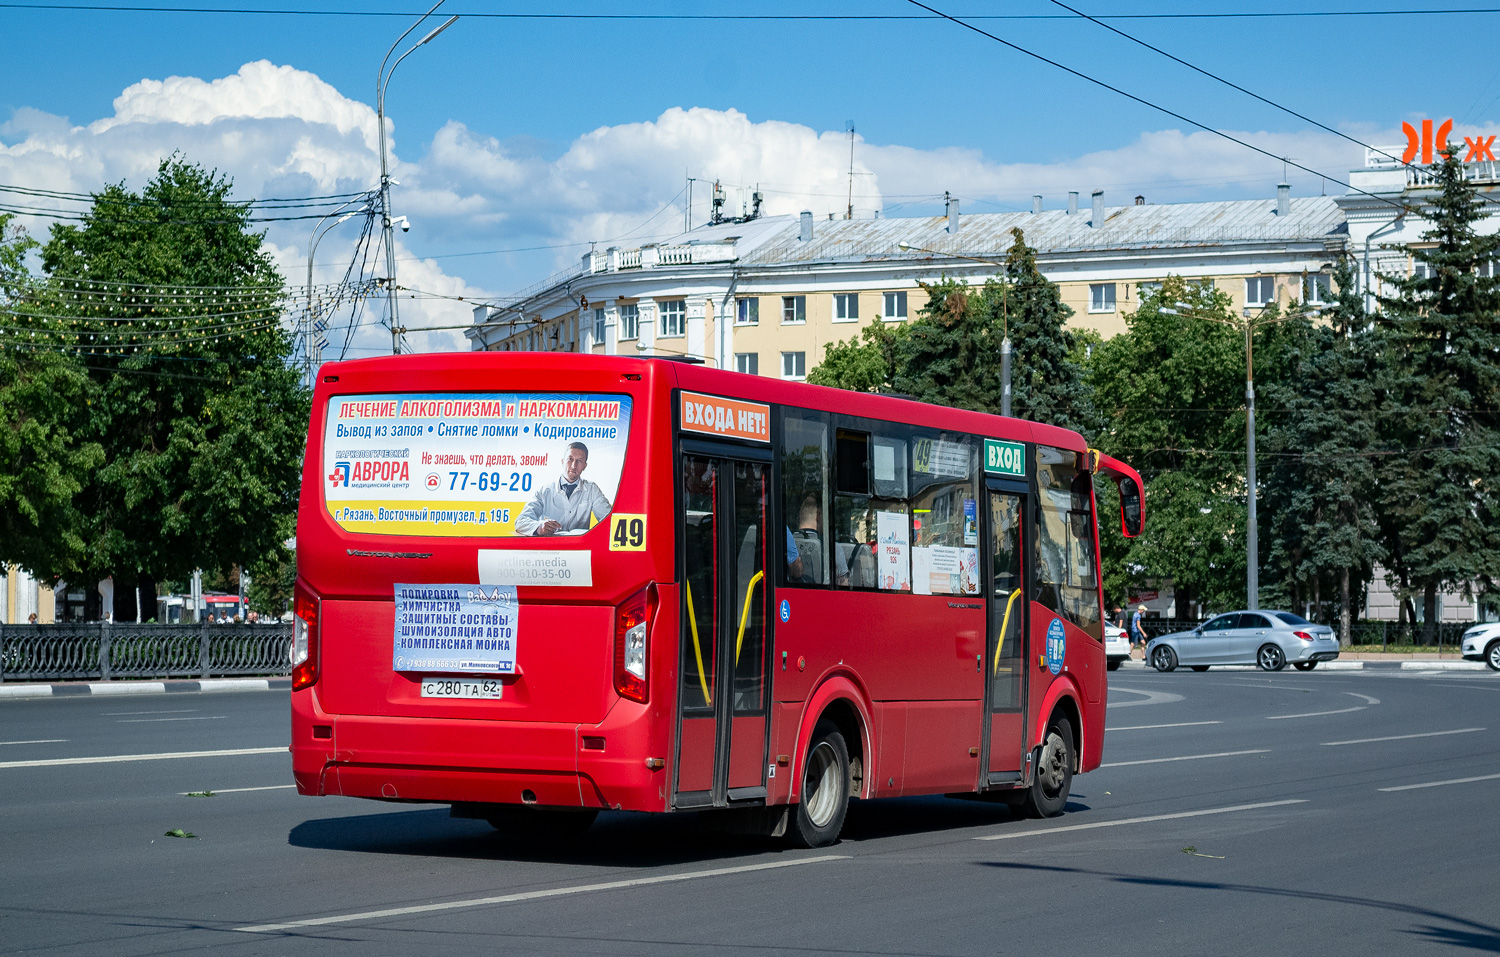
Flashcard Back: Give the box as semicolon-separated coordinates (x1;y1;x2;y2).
994;588;1023;675
685;580;712;705
735;570;765;665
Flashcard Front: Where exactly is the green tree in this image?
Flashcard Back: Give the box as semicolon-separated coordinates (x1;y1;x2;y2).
1088;277;1302;614
809;229;1095;432
0;214;106;580
24;157;308;617
1259;261;1382;644
1373;146;1500;641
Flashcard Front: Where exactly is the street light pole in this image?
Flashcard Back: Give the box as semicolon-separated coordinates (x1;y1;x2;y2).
897;239;1013;415
304;201;364;388
376;2;458;355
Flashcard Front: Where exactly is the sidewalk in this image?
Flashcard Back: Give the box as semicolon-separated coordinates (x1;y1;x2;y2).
0;677;291;699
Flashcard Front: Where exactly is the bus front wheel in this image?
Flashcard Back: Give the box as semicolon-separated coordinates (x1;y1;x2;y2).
1012;716;1075;819
789;720;851;848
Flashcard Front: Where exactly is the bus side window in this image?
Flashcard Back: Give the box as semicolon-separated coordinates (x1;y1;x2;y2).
1034;446;1102;638
782;411;834;586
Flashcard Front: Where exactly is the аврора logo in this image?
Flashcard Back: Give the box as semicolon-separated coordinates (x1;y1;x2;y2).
328;461;351;488
1402;118;1496;164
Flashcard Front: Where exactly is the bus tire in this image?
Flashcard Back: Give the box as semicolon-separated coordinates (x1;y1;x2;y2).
789;720;850;848
1017;715;1074;819
485;807;598;839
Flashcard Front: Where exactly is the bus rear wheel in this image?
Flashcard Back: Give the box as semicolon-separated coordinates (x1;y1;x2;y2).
1013;716;1075;819
789;720;851;848
485;807;598;839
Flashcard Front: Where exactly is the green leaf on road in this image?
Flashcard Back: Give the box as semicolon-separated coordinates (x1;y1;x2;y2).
164;828;197;839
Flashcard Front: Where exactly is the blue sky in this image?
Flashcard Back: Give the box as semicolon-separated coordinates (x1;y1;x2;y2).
3;1;1498;353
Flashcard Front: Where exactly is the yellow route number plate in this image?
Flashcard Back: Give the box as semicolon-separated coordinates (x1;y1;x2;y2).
609;513;647;551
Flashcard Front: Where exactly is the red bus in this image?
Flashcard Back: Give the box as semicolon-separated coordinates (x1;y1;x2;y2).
291;353;1144;846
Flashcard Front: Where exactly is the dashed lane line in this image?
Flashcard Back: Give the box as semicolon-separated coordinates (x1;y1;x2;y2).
974;799;1309;841
0;739;66;746
1107;721;1222;731
1380;772;1500;792
1322;727;1486;747
233;855;850;933
1101;749;1269;768
181;784;296;795
1266;706;1366;720
117;716;225;723
0;747;284;769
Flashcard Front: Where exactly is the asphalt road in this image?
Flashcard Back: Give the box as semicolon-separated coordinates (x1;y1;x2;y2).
2;667;1497;956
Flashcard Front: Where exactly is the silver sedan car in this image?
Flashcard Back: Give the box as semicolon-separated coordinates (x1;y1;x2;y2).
1146;611;1340;672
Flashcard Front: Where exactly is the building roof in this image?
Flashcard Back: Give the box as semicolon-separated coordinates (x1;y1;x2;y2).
740;196;1347;268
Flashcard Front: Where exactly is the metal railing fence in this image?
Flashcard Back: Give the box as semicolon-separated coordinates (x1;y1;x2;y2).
0;622;293;682
1134;618;1477;651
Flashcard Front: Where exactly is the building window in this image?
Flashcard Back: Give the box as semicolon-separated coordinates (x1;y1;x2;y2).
781;351;806;380
833;293;859;322
735;352;759;375
1477;259;1498;278
1137;281;1162;299
619;303;639;340
883;291;908;320
736;297;759;325
1089;283;1116;313
1303;274;1332;305
660;300;686;338
593;307;605;342
1246;276;1275;307
1413;260;1436;280
782;295;806;324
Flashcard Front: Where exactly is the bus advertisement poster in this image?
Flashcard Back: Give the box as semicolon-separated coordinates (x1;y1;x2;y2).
392;583;519;674
876;510;911;591
322;392;632;538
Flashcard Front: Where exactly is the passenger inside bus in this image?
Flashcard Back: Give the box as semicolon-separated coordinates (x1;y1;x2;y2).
793;494;849;586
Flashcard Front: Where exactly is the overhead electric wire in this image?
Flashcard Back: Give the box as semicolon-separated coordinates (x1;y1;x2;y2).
4;4;1500;19
907;0;1411;214
1042;0;1483;186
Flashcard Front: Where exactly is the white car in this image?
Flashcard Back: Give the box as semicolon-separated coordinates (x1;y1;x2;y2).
1104;623;1131;671
1460;622;1500;671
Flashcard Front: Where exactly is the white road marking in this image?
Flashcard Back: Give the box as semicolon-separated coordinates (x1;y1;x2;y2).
1107;687;1185;708
181;784;295;795
1380;772;1500;792
234;855;850;933
0;739;67;746
1266;706;1366;720
117;716;225;723
1346;692;1380;705
103;709;198;716
974;799;1308;841
1322;727;1486;747
0;747;284;769
1102;749;1269;768
1107;721;1222;731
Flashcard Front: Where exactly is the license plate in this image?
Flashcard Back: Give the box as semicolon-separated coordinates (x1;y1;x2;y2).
420;678;503;699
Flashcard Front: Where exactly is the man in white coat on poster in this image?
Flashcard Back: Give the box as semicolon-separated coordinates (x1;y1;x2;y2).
514;441;613;536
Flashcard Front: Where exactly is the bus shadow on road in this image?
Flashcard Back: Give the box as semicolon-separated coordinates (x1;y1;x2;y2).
287;794;1090;864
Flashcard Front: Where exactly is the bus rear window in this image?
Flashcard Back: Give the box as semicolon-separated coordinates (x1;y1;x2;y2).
322;392;631;538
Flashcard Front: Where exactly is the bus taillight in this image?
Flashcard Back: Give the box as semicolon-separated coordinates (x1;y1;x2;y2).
614;584;658;704
292;582;320;691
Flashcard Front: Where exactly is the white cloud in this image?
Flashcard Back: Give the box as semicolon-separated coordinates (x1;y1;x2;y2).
6;61;1495;358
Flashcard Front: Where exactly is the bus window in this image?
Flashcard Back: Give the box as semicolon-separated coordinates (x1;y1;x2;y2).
910;434;980;596
782;411;834;586
1035;446;1102;637
681;456;718;714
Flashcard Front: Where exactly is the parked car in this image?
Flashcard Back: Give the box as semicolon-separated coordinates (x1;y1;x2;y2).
1145;611;1340;672
1460;622;1500;671
1104;623;1131;671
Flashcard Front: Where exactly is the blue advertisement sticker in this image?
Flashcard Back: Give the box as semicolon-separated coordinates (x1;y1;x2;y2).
1045;618;1066;675
393;583;518;674
779;599;791;623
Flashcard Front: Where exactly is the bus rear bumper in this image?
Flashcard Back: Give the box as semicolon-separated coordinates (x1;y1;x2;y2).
291;689;668;812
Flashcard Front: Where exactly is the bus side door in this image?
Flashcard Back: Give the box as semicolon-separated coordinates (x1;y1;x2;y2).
983;482;1030;781
674;447;773;808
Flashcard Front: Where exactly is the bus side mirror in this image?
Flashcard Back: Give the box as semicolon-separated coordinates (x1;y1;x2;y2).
1118;476;1143;538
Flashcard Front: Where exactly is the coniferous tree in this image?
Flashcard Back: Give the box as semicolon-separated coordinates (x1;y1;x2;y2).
1260;260;1382;644
1374;147;1500;642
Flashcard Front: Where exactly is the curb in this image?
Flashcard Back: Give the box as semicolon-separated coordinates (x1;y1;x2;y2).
1399;660;1489;671
0;677;291;700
